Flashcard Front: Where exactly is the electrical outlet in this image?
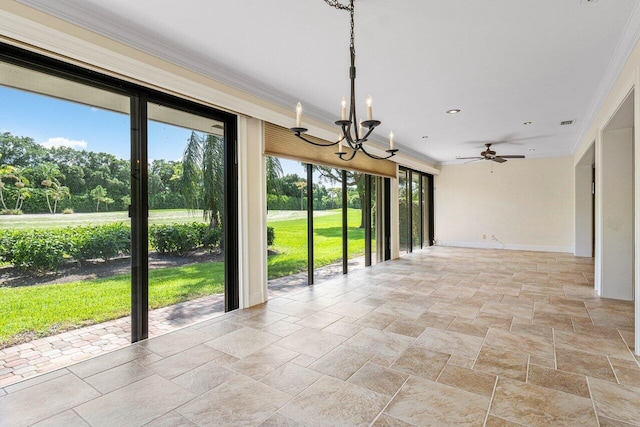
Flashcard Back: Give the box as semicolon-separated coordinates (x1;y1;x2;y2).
482;234;486;240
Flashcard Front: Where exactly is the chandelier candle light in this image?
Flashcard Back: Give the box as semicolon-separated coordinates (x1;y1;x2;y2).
290;0;398;161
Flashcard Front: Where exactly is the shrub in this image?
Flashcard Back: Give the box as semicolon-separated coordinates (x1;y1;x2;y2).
10;230;70;272
203;226;222;248
149;222;208;254
0;209;23;215
71;223;130;262
267;226;275;246
62;208;74;214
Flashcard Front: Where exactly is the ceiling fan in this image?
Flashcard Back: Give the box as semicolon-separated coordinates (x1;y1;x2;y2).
456;143;525;163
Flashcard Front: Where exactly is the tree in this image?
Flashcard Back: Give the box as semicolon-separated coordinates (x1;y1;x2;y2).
313;165;366;227
180;131;224;228
90;185;108;212
294;181;307;211
266;156;284;195
38;163;68;214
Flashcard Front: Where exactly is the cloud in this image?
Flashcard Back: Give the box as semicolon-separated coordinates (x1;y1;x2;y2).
42;137;88;150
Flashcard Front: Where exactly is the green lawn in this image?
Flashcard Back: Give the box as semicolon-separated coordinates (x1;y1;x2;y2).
0;209;206;230
0;208;365;346
267;208;368;279
0;262;223;346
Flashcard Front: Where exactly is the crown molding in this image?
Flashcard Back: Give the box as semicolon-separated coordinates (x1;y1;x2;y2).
572;0;640;154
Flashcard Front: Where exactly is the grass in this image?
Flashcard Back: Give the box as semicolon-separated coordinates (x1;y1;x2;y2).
0;208;365;346
0;209;206;230
0;262;223;347
266;208;369;279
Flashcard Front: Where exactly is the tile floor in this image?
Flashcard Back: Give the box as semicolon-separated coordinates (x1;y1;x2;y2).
1;247;639;427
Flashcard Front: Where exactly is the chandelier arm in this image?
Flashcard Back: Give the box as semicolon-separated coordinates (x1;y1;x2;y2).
359;144;398;160
337;149;359;161
294;133;340;147
323;0;352;12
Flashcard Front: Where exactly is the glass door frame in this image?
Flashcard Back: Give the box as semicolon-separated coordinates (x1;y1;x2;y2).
0;42;239;343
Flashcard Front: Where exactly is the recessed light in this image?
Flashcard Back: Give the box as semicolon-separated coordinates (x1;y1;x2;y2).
446;109;461;114
523;121;532;125
529;149;536;152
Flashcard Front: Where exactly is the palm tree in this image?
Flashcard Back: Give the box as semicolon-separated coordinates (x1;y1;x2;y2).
266;156;283;195
180;131;224;229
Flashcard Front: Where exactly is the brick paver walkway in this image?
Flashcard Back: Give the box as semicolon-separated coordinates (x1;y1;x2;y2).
0;257;368;387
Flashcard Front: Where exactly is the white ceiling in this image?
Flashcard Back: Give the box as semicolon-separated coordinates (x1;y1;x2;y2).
19;0;640;165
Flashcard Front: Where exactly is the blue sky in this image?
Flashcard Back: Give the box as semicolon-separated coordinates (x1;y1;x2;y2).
0;85;306;176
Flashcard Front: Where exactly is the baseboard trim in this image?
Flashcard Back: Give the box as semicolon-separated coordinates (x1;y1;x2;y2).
438;241;573;254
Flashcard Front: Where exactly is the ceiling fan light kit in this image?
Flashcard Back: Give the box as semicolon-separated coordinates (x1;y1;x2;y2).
290;0;398;161
456;143;526;164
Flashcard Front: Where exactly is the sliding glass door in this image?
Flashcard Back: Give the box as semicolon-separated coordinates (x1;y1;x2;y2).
398;167;434;253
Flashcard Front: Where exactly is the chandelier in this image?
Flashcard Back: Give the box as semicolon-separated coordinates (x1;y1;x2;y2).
290;0;398;161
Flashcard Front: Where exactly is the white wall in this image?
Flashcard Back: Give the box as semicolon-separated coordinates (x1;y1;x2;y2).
600;128;634;300
435;156;574;252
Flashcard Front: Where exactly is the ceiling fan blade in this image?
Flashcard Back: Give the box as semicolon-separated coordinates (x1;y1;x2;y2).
498;155;525;159
465;159;483;164
492;157;507;163
456;156;483;160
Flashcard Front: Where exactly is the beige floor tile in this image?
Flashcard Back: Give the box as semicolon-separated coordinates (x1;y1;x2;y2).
474;346;528;381
447;355;476;369
139;328;214;357
309;345;371;380
324;301;377;318
0;374;100;426
412;312;456;329
31;410;90;427
472;312;513;330
527;363;590;398
348;362;408;396
555;330;635;361
205;326;280;359
343;328;414;361
481;301;533;320
484;327;554;359
280;375;388;426
355;311;399;329
484;415;523;427
589;377;640;425
269;300;321;318
295;311;342;329
149;344;224;379
386;375;490;426
372;413;416;426
67;344;152;378
260;362;322;395
75;375;195;427
384;320;427;338
490;377;597;426
275;328;346;358
260;320;304;337
373;302;426;320
229;345;298;379
84;360;154;394
529;355;555;369
177;375;290;426
415;327;484;359
437;364;496;397
612;364;640;388
597;416;639;427
234;311;288;328
555;347;617;382
446;318;488;338
321;320;364;337
391;346;450;380
145;411;197;427
259;412;307;426
171;360;236;395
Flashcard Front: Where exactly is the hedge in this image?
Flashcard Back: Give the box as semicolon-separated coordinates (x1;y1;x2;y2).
0;223;275;273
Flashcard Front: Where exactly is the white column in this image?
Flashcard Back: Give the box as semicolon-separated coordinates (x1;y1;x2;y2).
635;68;640;356
600;127;634;301
237;117;268;308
